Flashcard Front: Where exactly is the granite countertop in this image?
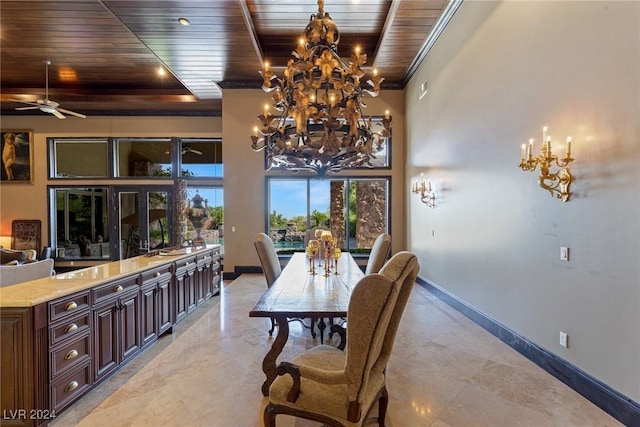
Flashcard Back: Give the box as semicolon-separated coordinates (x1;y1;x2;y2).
0;245;220;308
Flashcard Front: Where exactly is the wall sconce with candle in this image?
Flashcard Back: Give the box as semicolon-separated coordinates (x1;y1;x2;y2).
518;126;574;202
411;173;436;208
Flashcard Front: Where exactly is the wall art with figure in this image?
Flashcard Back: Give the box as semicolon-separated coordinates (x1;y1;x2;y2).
1;129;33;183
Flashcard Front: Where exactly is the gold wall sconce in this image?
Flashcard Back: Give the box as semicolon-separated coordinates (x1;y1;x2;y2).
518;126;574;202
411;173;436;208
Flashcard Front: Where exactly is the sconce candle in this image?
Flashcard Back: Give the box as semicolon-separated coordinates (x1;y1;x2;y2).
412;173;436;208
518;126;575;202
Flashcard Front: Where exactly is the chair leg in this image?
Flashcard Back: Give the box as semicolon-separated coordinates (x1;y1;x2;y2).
263;404;277;427
269;317;276;336
378;388;388;427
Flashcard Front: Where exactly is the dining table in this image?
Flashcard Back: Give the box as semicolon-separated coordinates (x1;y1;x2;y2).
249;251;364;396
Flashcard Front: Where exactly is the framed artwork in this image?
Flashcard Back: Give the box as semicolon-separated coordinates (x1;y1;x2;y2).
1;129;33;183
12;220;41;253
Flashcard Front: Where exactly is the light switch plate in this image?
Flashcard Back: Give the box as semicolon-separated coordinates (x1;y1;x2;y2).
560;246;569;261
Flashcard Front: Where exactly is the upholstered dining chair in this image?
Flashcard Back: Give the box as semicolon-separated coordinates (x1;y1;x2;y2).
264;251;419;427
254;233;282;336
254;233;316;338
365;233;391;275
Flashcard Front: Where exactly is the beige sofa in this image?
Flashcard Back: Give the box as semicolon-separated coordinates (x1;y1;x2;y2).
0;259;55;287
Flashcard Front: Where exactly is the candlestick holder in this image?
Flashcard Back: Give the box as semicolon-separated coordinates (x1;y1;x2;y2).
518;126;574;202
320;230;333;277
307;240;319;275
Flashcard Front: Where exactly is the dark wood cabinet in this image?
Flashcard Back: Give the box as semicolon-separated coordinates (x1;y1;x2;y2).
92;276;141;383
196;247;221;302
1;245;221;426
140;265;173;347
174;256;196;323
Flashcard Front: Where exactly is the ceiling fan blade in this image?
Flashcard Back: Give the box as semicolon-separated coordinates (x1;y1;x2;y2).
57;108;86;119
10;99;40;107
15;106;40;111
51;109;66;119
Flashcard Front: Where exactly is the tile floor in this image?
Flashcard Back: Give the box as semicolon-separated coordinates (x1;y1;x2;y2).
50;275;622;427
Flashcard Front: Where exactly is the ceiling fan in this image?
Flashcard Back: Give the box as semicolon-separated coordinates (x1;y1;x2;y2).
182;145;202;155
11;59;86;119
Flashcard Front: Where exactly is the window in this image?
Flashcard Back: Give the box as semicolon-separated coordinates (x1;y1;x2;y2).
180;139;223;178
50;138;109;178
115;138;172;177
52;187;110;258
49;137;223;179
267;177;389;253
48;136;224;260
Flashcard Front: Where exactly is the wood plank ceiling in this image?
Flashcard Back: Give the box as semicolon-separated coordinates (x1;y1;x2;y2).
0;0;451;117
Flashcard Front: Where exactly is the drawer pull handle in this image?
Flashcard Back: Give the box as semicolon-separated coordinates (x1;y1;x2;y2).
65;302;77;311
114;285;124;292
155;272;161;277
65;350;79;360
65;381;79;393
65;323;78;333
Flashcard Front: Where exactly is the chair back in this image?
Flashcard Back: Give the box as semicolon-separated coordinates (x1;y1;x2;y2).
254;233;282;288
365;233;391;275
40;246;52;260
372;251;419;373
344;251;418;420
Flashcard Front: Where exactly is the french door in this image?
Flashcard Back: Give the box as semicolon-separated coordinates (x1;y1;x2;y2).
112;186;173;259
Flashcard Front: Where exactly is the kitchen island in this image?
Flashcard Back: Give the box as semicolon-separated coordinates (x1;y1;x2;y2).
0;245;221;426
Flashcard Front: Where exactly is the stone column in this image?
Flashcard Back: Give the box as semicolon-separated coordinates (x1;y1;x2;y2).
329;181;345;248
355;180;387;248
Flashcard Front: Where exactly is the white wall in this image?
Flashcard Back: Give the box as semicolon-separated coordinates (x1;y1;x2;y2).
405;1;639;401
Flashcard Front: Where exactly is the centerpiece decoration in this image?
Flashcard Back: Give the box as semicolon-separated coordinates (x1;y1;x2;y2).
186;190;208;246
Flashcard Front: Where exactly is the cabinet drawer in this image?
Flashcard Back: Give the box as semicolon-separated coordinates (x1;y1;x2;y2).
93;276;139;304
49;311;91;346
174;256;197;277
51;362;92;413
49;292;90;323
140;265;172;285
50;331;91;379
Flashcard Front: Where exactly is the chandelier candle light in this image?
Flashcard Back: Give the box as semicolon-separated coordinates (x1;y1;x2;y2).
250;0;392;175
518;126;574;202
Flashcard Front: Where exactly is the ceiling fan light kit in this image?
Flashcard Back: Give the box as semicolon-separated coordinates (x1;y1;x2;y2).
11;59;86;119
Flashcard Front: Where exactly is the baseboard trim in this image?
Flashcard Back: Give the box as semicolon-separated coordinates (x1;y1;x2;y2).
416;275;640;426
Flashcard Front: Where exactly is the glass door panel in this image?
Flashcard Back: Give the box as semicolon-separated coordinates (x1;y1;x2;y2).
147;191;169;250
117;187;173;259
119;192;139;259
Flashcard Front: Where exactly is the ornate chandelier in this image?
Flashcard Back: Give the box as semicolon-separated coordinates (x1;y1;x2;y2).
250;0;392;175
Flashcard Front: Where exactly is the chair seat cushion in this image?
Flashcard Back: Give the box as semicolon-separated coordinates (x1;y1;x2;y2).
269;345;385;425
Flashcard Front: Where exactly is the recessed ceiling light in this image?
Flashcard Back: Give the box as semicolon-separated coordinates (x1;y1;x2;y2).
178;17;190;26
157;67;166;76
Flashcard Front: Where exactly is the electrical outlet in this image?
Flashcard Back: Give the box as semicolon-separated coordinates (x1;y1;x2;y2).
560;246;569;261
559;331;569;348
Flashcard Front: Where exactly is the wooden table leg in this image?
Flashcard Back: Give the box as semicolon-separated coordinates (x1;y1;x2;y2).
317;318;326;344
261;315;289;396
